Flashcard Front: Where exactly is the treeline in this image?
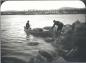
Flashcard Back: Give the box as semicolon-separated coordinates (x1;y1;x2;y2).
1;8;86;15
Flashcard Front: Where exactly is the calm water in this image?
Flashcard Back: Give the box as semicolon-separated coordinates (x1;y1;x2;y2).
1;14;85;63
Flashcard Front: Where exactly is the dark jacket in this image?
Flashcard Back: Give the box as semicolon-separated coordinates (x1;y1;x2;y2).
52;21;63;31
26;22;30;29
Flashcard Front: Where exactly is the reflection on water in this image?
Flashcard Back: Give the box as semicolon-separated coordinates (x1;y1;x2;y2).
26;35;30;40
1;14;85;63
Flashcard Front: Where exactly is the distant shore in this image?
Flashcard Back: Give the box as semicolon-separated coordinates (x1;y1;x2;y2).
1;8;86;15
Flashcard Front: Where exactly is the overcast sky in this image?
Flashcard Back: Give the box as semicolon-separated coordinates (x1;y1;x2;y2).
1;1;85;11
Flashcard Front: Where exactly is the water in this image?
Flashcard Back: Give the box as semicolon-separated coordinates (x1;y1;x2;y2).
1;14;85;63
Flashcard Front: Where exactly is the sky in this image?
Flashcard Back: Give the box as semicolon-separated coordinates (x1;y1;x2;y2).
1;1;85;11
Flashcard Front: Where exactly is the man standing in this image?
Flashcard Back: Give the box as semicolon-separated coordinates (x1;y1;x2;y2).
26;20;30;29
51;20;64;37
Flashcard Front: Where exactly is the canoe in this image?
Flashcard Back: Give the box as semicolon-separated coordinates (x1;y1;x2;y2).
24;26;31;35
24;27;53;37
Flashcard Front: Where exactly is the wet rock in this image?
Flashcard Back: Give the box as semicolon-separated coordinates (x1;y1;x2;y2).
38;50;57;62
29;54;48;63
29;50;58;63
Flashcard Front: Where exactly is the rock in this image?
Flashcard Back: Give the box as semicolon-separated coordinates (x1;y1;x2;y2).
62;22;86;61
28;49;58;63
38;50;56;62
29;54;48;63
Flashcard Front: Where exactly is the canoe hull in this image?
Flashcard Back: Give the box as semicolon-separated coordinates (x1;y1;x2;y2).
24;27;53;37
24;26;31;35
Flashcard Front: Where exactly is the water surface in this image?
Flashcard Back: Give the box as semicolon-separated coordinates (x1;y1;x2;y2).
1;14;85;63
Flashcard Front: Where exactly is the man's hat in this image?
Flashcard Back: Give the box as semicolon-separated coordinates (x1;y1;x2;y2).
27;20;29;22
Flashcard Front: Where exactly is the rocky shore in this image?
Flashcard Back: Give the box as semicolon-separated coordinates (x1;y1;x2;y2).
25;21;86;62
